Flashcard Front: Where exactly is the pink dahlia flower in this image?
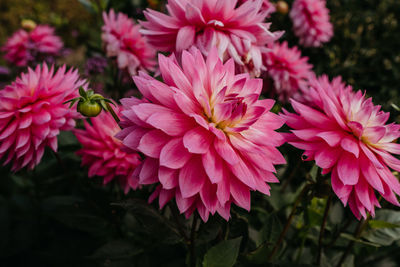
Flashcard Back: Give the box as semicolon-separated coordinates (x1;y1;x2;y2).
141;0;283;77
74;106;141;193
0;64;84;171
117;47;286;221
238;0;276;15
263;41;313;102
2;25;63;67
289;0;333;47
102;9;156;76
282;76;400;219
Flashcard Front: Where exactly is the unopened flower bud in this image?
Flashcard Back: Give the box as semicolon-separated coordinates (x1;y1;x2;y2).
21;19;37;31
77;100;102;117
276;1;289;15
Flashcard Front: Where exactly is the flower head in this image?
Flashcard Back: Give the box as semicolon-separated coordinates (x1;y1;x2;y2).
75;106;141;193
102;9;156;76
289;0;333;47
141;0;283;77
117;47;286;222
282;76;400;219
0;64;84;171
2;25;63;67
263;41;313;102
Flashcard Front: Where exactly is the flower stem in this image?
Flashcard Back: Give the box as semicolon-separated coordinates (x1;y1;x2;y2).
169;204;189;243
268;184;312;261
336;216;370;267
190;214;199;267
106;102;120;124
316;195;332;265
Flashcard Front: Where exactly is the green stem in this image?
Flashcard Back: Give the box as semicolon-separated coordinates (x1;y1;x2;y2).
336;216;370;267
316;195;332;265
169;204;189;243
281;159;301;193
190;214;199;267
268;184;312;261
106;102;120;124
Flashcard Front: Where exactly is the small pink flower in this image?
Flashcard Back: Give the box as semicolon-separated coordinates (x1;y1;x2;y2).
282;76;400;219
263;41;313;102
102;9;156;76
74;106;141;193
117;47;286;221
0;64;84;171
141;0;283;77
289;0;333;47
2;25;63;67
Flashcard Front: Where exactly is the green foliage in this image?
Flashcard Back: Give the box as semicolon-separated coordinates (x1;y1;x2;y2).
203;237;242;267
1;0;400;266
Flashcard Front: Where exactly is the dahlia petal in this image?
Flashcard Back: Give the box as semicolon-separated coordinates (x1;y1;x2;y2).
33;111;51;124
196;201;210;222
359;142;384;169
382;182;400;206
0;119;18;139
175;190;196;213
340;136;360;158
147;112;194;136
363;126;386;143
331;168;352;205
360;154;384;193
179;157;206;198
183;126;213;154
214;139;239;165
290;99;336;129
176;26;195;51
200;181;218;213
337;153;359;185
159;189;175;209
123;127;149;150
316;131;343;147
230;178;251;211
160;137;192;169
139;158;159;184
354;177;372;212
202;146;225;184
159;167;179;189
315;147;340;169
138;129;170;157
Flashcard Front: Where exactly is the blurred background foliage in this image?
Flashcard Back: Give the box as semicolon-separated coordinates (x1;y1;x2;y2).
0;0;400;267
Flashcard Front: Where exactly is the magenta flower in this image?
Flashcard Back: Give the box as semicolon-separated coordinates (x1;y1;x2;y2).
117;47;286;221
74;106;141;193
141;0;283;77
0;64;84;171
2;25;63;67
102;9;156;76
263;41;313;102
282;76;400;219
289;0;333;47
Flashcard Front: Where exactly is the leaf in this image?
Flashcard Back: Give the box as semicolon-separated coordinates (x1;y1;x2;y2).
79;86;86;97
259;213;282;246
203;237;242;267
113;199;181;245
364;209;400;246
339;233;381;247
78;0;96;13
90;239;142;260
368;220;400;229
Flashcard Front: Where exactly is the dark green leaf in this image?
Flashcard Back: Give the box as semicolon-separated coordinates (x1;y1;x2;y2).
364;210;400;246
203;237;242;267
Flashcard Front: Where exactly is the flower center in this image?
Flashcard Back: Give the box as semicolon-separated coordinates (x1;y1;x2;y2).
209;93;247;131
